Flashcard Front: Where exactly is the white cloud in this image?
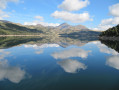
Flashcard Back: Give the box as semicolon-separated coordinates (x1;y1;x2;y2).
34;16;44;21
58;0;89;11
100;17;119;25
51;11;92;23
0;0;19;9
93;17;119;31
52;48;91;59
92;17;119;31
92;3;119;31
95;17;119;31
109;3;119;17
106;56;119;70
24;20;60;27
0;0;17;20
101;18;113;25
0;9;10;20
25;15;60;27
93;24;112;31
57;59;87;73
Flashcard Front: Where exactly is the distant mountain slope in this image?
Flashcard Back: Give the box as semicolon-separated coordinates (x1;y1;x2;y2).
100;24;119;37
56;23;72;30
0;20;43;35
74;25;89;30
0;20;100;37
56;23;89;31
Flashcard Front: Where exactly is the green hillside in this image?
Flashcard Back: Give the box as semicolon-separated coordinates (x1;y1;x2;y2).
0;20;43;35
100;24;119;37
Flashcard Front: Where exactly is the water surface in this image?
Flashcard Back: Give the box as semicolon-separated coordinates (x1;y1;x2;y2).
0;37;119;90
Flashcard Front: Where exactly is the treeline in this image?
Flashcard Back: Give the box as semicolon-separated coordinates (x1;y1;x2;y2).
100;24;119;37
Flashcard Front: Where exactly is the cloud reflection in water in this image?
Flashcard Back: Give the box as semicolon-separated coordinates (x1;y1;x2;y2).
52;48;91;59
0;50;27;83
58;59;87;73
51;48;90;73
92;41;119;70
106;56;119;70
92;41;118;55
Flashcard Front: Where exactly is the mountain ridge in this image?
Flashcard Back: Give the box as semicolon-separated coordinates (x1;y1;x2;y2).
0;20;100;36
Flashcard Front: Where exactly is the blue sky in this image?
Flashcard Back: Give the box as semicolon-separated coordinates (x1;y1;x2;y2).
0;0;119;31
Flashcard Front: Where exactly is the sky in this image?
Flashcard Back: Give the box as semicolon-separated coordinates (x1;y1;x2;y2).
0;0;119;31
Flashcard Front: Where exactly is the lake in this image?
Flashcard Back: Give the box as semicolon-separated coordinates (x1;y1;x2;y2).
0;36;119;90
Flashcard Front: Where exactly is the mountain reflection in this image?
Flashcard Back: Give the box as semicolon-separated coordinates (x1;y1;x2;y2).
0;50;27;83
0;36;98;49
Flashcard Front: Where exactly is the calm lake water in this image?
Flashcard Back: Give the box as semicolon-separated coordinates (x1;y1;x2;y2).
0;37;119;90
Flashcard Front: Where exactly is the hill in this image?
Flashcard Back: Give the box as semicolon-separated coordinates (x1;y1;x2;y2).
0;20;100;37
100;24;119;37
56;23;89;30
0;20;43;35
55;23;89;34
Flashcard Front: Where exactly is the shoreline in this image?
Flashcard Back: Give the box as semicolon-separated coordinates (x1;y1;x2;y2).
0;35;42;37
99;36;119;41
0;34;60;37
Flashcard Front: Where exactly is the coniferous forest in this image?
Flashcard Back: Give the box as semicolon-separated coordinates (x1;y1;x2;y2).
100;24;119;37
